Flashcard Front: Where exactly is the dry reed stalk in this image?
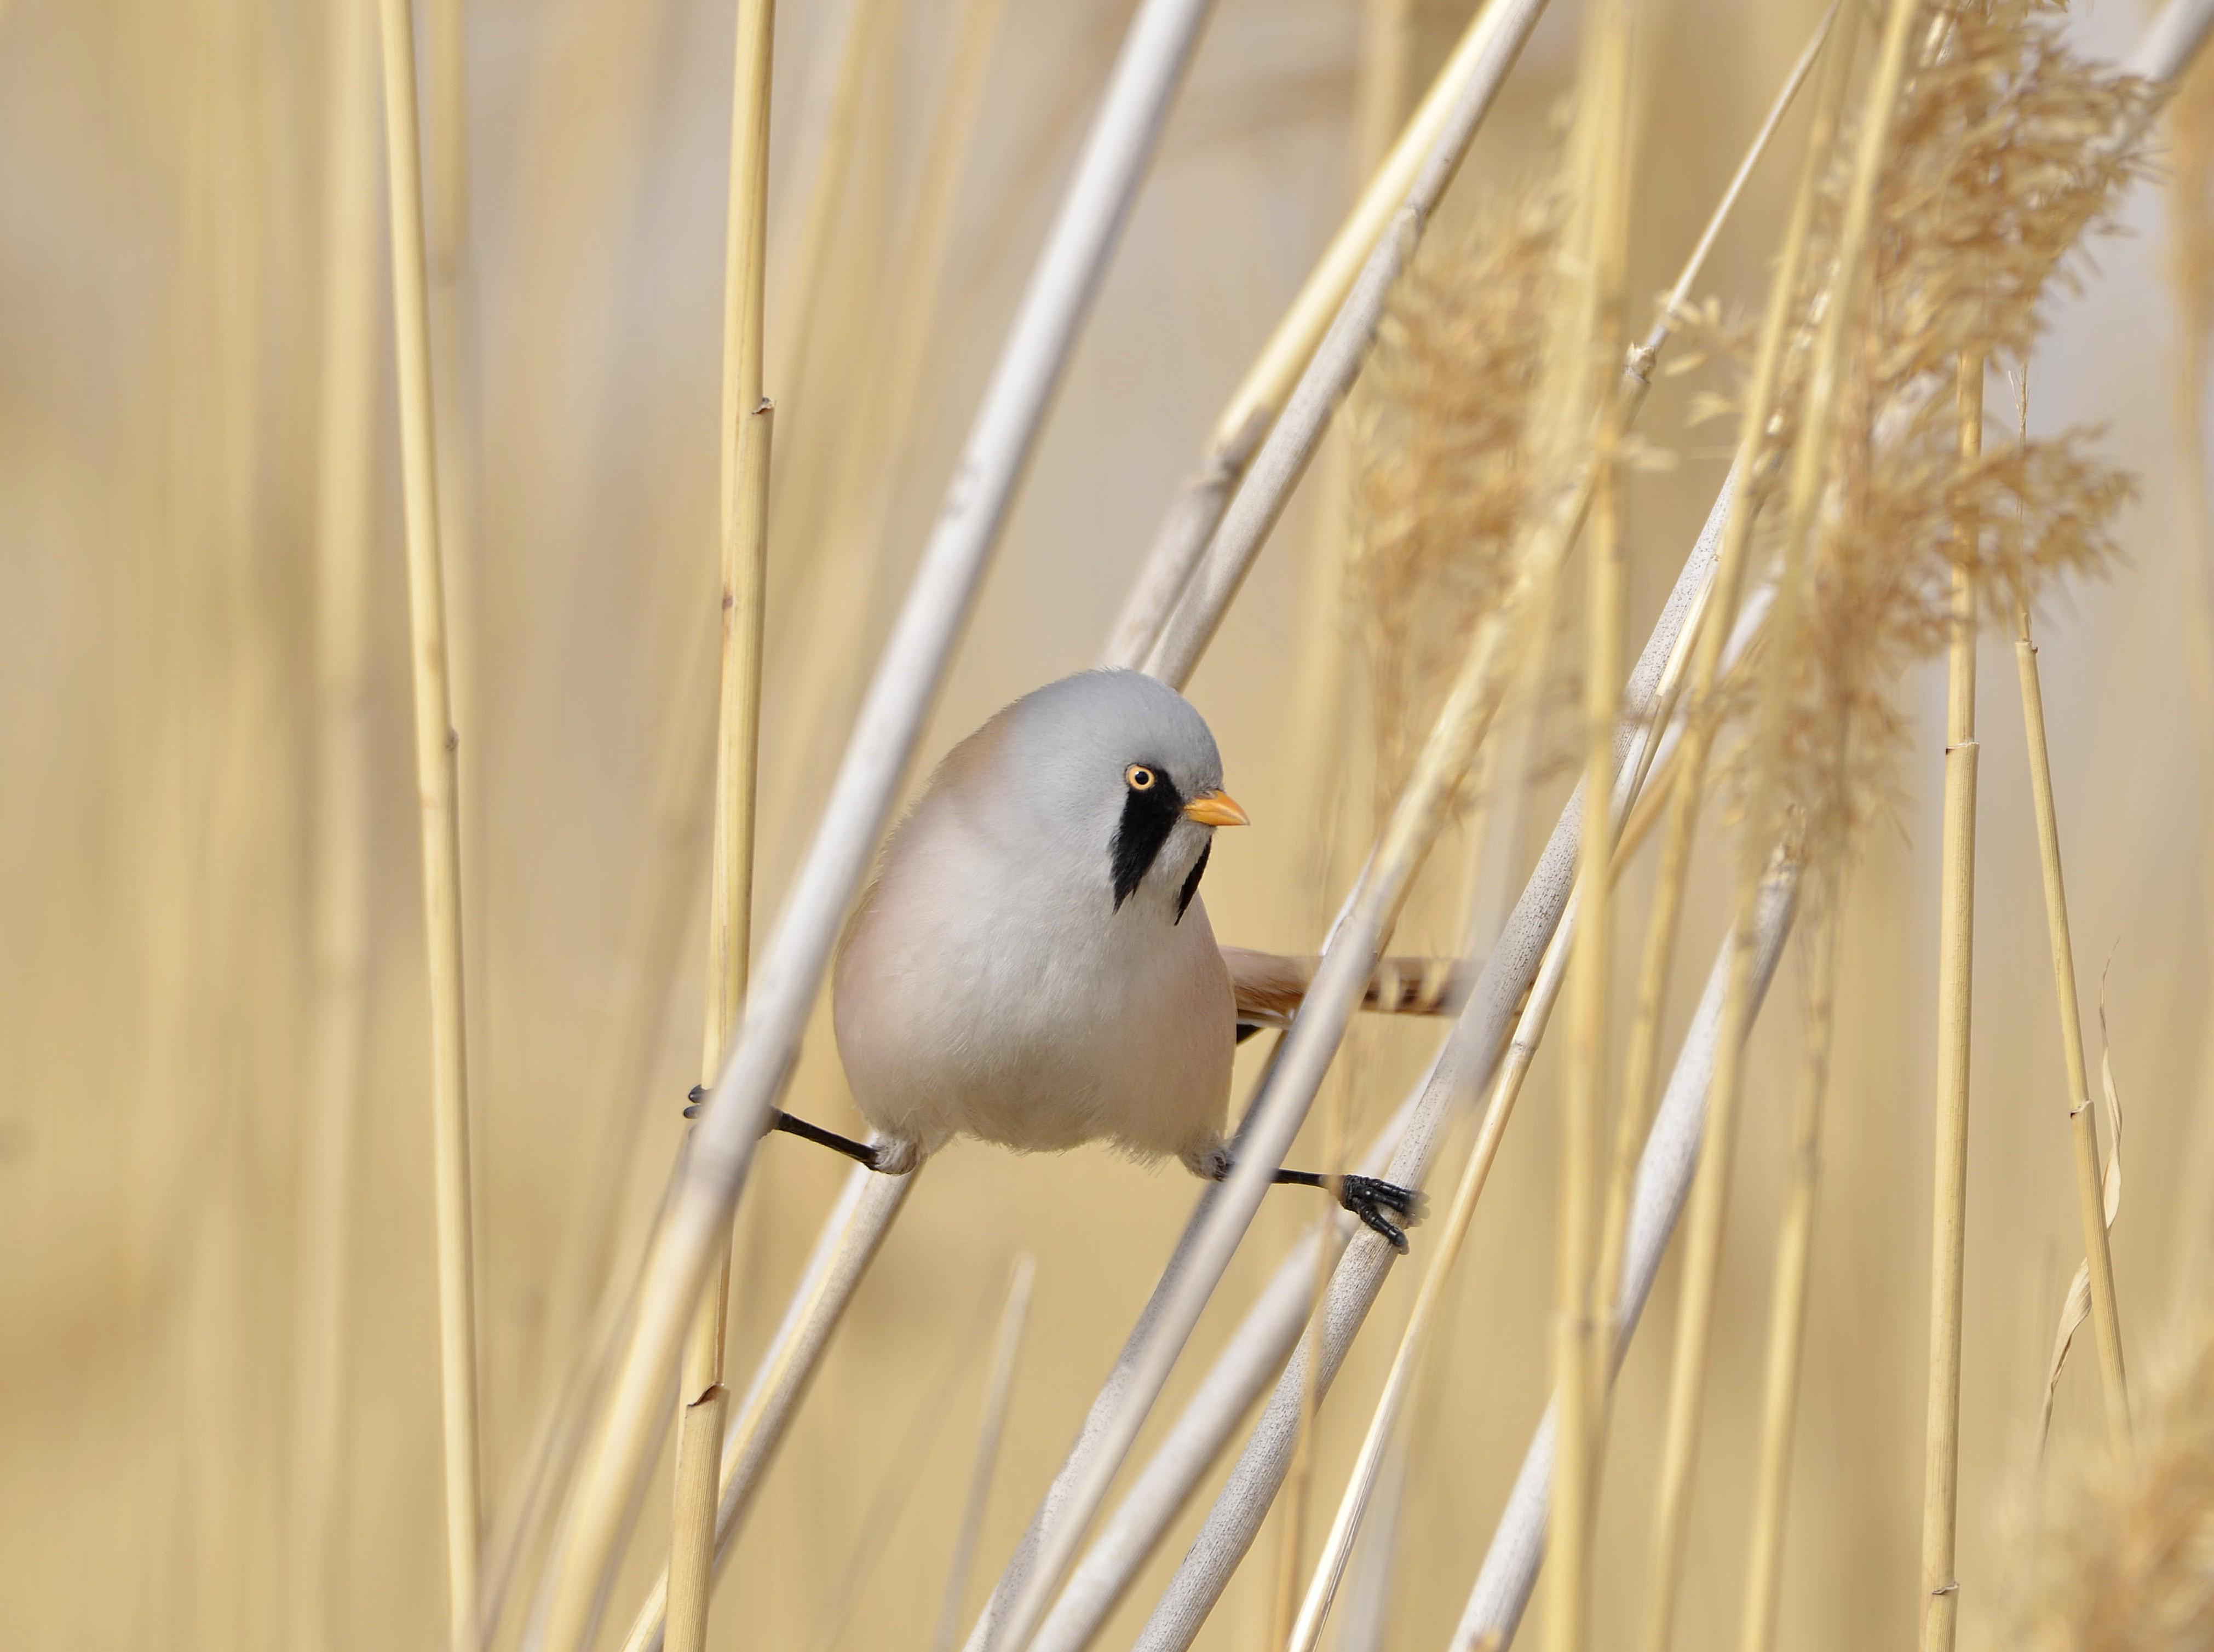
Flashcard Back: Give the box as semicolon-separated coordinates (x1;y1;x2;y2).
1551;9;1634;1649
1593;0;1851;1338
1140;0;1552;687
1278;459;1726;1652
530;5;1217;1640
618;1168;919;1652
1451;862;1802;1651
662;1;777;1647
374;0;483;1639
1734;899;1840;1652
934;1256;1038;1652
1920;351;1983;1652
976;1109;1413;1652
2015;602;2130;1444
1637;7;1924;1646
1101;0;1544;669
286;5;379;1647
1009;445;1596;1652
2134;0;2214;94
1126;480;1735;1652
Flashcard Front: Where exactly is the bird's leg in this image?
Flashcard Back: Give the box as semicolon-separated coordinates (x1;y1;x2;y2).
682;1086;897;1174
1269;1168;1428;1254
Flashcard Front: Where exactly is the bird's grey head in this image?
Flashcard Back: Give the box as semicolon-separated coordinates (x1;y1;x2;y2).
986;669;1246;922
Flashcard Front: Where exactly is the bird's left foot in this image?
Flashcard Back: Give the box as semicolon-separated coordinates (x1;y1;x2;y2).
1336;1175;1427;1253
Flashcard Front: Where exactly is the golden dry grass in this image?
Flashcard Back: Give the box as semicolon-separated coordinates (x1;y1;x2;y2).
5;3;2214;1651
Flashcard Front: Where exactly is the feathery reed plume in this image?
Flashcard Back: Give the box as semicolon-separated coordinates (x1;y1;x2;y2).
661;0;775;1647
1345;159;1562;808
374;0;483;1638
530;5;1218;1639
287;4;380;1648
2003;1292;2214;1650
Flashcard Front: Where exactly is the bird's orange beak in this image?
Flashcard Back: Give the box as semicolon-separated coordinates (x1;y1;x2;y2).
1182;789;1249;828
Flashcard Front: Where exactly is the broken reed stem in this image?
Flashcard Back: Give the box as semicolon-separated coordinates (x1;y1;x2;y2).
665;5;775;1650
1735;900;1840;1652
373;0;482;1641
1595;0;1853;1344
1101;0;1537;669
1640;4;1926;1646
1920;350;1983;1652
2015;606;2130;1444
1552;8;1634;1652
287;4;378;1647
934;1257;1038;1652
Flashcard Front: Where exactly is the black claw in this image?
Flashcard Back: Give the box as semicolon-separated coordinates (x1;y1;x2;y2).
682;1084;706;1120
1338;1174;1427;1253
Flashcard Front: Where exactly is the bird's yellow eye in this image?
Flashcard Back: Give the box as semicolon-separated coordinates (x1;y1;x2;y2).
1126;764;1157;792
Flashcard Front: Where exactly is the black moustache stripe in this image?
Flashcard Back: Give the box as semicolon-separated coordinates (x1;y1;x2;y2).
1110;772;1184;911
1174;838;1210;924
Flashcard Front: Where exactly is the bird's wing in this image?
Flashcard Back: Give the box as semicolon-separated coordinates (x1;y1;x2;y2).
1220;947;1467;1030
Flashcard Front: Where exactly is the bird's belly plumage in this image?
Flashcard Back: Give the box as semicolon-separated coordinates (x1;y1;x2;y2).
832;796;1235;1167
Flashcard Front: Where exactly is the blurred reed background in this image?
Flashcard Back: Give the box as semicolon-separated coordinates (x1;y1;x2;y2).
4;0;2213;1649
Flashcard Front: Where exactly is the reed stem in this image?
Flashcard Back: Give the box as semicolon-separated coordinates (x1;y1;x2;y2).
1735;902;1839;1652
374;0;482;1638
1551;8;1634;1649
935;1257;1038;1652
665;3;775;1649
1919;349;1983;1652
2014;606;2130;1444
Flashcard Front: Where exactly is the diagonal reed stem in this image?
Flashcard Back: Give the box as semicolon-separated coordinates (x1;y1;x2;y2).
2013;606;2131;1447
1451;863;1803;1651
374;0;482;1641
935;1256;1039;1652
527;5;1218;1643
1101;0;1543;670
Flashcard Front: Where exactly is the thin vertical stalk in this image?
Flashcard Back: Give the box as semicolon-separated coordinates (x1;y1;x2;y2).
1595;0;1851;1334
1552;6;1634;1650
1641;4;1925;1644
287;3;379;1647
665;3;776;1650
1735;902;1840;1652
935;1258;1039;1652
1919;352;1982;1652
2015;605;2130;1443
374;0;481;1639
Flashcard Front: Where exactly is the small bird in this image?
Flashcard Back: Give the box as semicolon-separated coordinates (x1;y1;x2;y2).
693;670;1443;1248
